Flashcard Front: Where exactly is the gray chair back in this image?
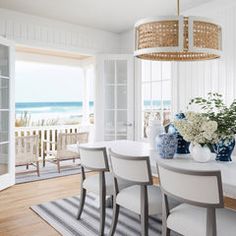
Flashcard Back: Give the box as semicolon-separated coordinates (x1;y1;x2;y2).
109;148;152;185
157;162;224;208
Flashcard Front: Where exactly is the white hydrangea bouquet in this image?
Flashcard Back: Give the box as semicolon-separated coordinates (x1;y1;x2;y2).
174;112;218;146
174;112;218;162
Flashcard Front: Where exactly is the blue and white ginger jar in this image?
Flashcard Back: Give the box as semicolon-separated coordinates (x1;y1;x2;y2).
156;133;178;159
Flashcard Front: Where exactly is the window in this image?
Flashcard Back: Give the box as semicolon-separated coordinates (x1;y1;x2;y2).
141;60;171;138
15;52;95;127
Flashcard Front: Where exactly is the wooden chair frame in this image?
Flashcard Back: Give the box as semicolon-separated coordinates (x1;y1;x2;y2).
77;146;109;236
108;148;153;236
157;162;224;236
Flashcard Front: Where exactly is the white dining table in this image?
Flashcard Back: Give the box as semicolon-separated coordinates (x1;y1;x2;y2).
68;140;236;199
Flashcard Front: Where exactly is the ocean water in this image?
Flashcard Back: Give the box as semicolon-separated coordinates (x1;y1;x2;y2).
143;100;171;109
15;100;171;121
15;101;94;121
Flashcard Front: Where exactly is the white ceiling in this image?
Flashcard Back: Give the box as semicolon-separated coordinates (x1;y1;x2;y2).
0;0;214;33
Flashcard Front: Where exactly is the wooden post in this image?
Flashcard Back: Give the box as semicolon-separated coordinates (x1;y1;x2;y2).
82;67;90;125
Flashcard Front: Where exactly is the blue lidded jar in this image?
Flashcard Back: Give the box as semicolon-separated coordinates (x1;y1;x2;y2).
168;113;190;154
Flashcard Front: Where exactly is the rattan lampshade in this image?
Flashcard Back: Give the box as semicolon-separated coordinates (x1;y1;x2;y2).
134;15;222;61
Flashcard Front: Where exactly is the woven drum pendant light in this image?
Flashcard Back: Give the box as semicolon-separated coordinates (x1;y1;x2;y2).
134;0;222;61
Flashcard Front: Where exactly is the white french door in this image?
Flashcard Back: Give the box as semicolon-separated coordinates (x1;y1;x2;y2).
0;37;15;191
95;54;134;141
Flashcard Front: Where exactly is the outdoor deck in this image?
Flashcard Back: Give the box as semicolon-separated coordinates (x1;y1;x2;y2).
15;124;93;160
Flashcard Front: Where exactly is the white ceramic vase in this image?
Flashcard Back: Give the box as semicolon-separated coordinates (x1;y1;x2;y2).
146;119;164;149
189;143;212;162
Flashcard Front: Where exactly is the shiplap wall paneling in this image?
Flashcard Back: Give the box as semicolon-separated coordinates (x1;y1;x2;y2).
0;8;120;54
177;5;236;111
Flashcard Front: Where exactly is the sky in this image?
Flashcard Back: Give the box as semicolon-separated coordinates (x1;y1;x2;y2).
15;60;92;103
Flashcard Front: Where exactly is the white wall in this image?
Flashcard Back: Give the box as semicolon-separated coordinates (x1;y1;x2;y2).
176;0;236;111
119;29;134;54
119;0;236;112
0;8;121;54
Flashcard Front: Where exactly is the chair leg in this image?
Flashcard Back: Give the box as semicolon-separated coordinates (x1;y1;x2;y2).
141;213;148;236
162;226;170;236
162;193;170;236
141;185;148;236
36;161;40;177
109;203;120;236
26;164;29;169
206;208;216;236
57;159;61;173
99;187;106;236
77;188;86;220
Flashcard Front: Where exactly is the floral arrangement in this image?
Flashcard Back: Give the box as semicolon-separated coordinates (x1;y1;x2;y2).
173;93;236;161
188;92;236;141
174;112;218;146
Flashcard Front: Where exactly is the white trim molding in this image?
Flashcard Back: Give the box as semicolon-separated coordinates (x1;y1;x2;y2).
0;8;121;55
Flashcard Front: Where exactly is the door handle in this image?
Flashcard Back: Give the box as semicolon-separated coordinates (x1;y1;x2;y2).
124;123;133;127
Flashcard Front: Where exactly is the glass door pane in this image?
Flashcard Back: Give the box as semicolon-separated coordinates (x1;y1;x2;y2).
142;83;151;110
104;60;115;140
0;59;9;176
104;110;115;141
105;85;115;109
104;60;115;84
115;60;129;140
0;143;8;175
0;39;14;191
162;80;171;123
117;85;127;109
116;60;127;84
0;45;9;77
116;110;128;139
0;111;9;142
102;56;133;141
0;78;9;109
151;81;162;120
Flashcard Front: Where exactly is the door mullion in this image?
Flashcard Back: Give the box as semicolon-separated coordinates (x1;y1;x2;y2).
114;60;117;140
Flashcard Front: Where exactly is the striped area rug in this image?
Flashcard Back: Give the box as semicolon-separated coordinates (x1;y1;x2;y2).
31;194;174;236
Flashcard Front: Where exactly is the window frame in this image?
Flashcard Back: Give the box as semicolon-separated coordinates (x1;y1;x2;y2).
136;60;172;141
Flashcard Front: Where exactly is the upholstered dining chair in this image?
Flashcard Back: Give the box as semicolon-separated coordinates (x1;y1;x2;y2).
77;146;131;236
44;132;89;173
108;149;163;236
15;135;40;176
157;162;236;236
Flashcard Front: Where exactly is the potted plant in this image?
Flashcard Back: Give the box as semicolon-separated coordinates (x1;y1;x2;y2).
189;93;236;161
174;111;218;162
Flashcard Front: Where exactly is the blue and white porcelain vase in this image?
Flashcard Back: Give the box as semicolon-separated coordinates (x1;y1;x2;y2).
168;113;190;154
156;133;178;159
213;138;235;162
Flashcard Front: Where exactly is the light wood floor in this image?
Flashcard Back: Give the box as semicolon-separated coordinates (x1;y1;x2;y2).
0;173;93;236
0;174;236;236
